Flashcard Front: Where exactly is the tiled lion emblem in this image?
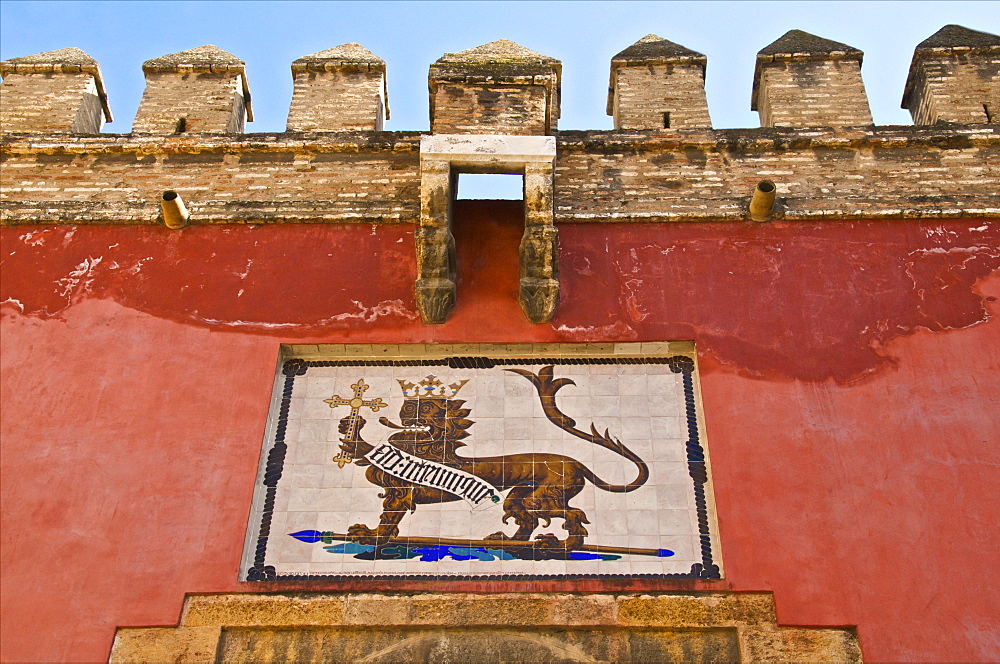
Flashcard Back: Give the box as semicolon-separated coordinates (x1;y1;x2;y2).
337;366;649;551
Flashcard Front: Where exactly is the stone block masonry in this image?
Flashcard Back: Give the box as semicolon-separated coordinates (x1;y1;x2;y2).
110;592;862;663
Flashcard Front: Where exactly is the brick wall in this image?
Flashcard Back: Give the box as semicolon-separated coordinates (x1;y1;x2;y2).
612;64;711;130
0;133;421;223
553;126;1000;222
431;84;550;135
907;54;1000;124
287;68;385;132
133;72;246;134
756;60;873;128
0;72;103;133
5;126;997;225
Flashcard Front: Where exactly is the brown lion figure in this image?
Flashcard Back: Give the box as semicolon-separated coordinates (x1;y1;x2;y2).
337;366;649;551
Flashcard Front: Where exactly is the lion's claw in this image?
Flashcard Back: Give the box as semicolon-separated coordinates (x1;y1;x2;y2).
533;533;562;548
347;523;398;546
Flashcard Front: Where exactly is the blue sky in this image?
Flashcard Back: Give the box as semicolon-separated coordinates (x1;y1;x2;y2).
2;1;997;196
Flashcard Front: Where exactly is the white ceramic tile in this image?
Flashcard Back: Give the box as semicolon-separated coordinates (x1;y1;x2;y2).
290;464;326;488
503;417;532;440
291;442;333;466
297;419;331;443
658;509;691;534
620;395;651;418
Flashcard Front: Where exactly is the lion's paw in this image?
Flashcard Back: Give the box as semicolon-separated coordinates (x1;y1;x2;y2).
533;533;562;548
347;523;381;546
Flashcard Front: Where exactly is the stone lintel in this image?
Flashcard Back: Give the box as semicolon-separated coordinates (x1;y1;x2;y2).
420;134;556;172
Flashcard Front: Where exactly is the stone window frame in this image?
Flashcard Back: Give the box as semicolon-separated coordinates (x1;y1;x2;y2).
415;134;559;324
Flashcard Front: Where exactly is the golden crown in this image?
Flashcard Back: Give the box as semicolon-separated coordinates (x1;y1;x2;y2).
397;375;469;398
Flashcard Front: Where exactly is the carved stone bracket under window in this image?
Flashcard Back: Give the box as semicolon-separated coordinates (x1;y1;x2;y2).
416;134;558;324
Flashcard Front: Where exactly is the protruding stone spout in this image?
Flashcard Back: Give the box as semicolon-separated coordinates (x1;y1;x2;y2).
160;191;190;229
749;180;776;222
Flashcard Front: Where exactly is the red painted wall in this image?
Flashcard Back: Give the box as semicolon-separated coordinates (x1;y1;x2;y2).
2;202;998;662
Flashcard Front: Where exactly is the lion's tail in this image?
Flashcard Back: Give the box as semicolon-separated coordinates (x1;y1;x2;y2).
579;427;649;493
506;366;650;493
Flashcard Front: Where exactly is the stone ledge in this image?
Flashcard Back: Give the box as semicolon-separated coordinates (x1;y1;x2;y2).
110;592;862;663
0;130;423;154
3;125;996;152
0;201;418;225
4;196;997;226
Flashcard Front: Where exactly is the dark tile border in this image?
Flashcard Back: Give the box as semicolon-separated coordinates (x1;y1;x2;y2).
246;355;720;581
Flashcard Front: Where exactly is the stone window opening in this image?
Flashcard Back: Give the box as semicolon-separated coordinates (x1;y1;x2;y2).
455;173;524;200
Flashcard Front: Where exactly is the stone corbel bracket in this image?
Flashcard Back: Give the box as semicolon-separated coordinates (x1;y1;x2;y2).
417;134;558;324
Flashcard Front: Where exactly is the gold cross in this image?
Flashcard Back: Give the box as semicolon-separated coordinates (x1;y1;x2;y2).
325;379;387;468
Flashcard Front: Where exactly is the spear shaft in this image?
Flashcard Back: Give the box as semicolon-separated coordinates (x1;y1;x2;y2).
321;532;673;557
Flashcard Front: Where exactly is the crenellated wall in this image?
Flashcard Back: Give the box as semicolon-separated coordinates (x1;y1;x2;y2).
0;133;422;224
2;26;998;232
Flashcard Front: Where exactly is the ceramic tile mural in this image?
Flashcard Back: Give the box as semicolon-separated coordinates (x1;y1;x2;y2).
242;347;721;580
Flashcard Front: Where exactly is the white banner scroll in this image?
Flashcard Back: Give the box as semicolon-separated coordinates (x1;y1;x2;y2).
364;443;502;512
